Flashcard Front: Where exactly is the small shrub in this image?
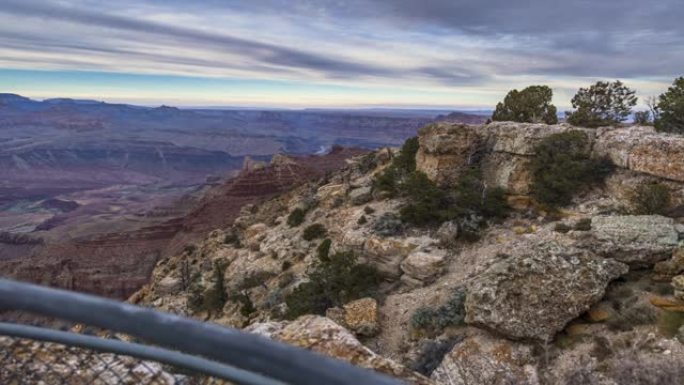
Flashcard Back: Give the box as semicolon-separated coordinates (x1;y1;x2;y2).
399;171;451;226
631;183;671;215
183;244;197;255
364;206;376;214
373;213;403;236
317;238;332;261
302;223;327;241
411;289;466;334
393;136;420;172
400;167;509;235
202;260;227;314
373;137;420;196
236;270;276;291
574;218;592;231
411;337;462;376
357;215;368;225
223;232;241;247
230;292;255;317
287;208;307;227
281;260;292;271
480;187;510;219
186;273;204;313
357;153;378;174
554;223;572;233
531;131;614;207
411;308;436;330
657;310;684;338
284;251;382;319
607;303;658;332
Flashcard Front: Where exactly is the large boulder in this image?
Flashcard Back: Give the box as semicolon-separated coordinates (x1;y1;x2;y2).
364;236;418;278
673;275;684;301
465;242;628;341
349;186;373;205
247;316;434;385
480;152;533;195
435;221;459;247
244;223;269;251
343;297;380;337
484;121;579;155
416;123;482;186
316;183;348;209
431;331;539;385
400;250;447;283
593;126;684;183
590;215;680;266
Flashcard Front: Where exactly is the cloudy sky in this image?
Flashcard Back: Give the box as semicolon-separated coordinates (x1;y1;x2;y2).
0;0;681;108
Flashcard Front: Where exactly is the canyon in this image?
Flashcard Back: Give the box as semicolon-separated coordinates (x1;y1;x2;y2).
0;93;486;297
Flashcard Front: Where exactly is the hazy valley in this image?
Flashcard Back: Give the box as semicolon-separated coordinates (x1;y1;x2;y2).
0;93;485;297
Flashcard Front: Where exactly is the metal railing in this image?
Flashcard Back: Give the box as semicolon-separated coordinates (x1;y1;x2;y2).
0;278;403;385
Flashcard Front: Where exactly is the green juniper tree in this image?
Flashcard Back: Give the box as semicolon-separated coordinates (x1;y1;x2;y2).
492;85;558;124
655;77;684;134
566;80;637;127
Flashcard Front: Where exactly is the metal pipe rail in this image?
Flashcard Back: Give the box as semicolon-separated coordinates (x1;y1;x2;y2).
0;278;403;385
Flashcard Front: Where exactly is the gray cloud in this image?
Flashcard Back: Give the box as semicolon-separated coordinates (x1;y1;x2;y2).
0;0;406;80
0;0;681;91
193;0;684;79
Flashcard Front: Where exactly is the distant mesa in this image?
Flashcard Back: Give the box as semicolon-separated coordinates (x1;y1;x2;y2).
0;93;33;106
43;98;103;105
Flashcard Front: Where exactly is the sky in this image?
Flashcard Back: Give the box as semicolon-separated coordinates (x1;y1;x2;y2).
0;0;681;109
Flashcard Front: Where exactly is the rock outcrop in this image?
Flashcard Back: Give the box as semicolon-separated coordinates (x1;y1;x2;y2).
590;215;680;266
247;316;434;385
465;241;628;341
431;330;539;385
400;250;447;283
593;126;684;183
416;123;483;186
416;122;684;200
343;298;380;337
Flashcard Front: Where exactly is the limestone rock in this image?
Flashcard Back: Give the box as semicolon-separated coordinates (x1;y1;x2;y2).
316;184;348;209
154;275;181;296
349;186;373;205
479;122;579;194
654;248;684;280
325;307;347;326
590;215;679;266
431;331;539;385
364;236;417;278
673;275;684;301
247;316;435;385
343;298;379;337
244;223;269;251
594;126;684;183
416;123;482;186
481;152;533;195
465;242;628;341
400;250;446;283
485;121;579;156
435;221;459;247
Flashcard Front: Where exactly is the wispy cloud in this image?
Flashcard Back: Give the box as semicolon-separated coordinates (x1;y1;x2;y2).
0;0;681;107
